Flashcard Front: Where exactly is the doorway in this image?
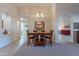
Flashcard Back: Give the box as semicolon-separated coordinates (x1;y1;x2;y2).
19;18;28;46
55;15;72;43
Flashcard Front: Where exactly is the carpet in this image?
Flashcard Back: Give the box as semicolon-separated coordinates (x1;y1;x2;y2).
14;43;79;56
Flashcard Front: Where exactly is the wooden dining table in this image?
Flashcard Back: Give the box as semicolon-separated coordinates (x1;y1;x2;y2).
28;32;52;46
28;32;51;35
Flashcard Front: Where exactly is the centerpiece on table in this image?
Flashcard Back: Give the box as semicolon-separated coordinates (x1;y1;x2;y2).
37;28;42;32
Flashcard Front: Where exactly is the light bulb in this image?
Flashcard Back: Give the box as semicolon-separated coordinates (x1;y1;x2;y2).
40;13;44;17
36;13;40;18
20;18;24;21
36;13;44;18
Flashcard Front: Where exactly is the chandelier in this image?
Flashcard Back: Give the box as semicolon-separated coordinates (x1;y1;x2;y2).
36;3;44;18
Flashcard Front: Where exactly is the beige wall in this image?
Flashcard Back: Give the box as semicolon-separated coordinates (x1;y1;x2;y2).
18;4;55;32
0;3;55;37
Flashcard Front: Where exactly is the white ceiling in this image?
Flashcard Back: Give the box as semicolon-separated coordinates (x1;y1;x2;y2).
0;3;54;7
56;3;79;16
14;3;54;6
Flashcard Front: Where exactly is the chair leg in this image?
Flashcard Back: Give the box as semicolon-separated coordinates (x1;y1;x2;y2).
27;39;33;46
44;39;46;46
49;38;52;46
27;40;29;46
34;39;37;46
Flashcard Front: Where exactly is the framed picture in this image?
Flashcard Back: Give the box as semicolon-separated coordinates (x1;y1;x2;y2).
35;21;45;30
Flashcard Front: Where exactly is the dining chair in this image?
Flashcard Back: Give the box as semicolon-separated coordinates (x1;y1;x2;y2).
45;30;54;46
34;29;46;46
34;34;46;46
27;31;35;46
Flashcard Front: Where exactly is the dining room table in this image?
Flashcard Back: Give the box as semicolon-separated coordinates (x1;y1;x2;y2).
28;32;52;46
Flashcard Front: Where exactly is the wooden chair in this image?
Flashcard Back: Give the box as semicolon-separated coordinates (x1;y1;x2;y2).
45;30;54;46
33;29;46;46
27;31;35;46
34;34;46;46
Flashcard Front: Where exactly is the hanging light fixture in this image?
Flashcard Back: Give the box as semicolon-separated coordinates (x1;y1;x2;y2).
36;3;44;18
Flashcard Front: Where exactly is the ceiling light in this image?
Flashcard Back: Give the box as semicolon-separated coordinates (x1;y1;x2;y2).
36;3;44;18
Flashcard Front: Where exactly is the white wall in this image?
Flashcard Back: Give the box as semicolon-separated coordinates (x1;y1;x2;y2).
55;3;79;43
0;4;18;39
